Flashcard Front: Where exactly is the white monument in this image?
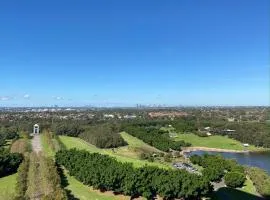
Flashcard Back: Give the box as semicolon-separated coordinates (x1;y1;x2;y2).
33;124;40;135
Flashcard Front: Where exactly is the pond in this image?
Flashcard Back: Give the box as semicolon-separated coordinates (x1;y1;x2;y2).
187;150;270;174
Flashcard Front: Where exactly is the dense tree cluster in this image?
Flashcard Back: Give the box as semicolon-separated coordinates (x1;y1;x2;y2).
0;147;23;177
121;122;191;152
190;154;245;186
224;172;246;188
0;126;19;146
53;123;84;137
79;123;127;148
246;167;270;198
56;149;212;199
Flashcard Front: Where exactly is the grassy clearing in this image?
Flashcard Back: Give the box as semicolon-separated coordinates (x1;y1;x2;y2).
115;132;161;159
175;133;259;151
0;173;17;200
59;136;170;168
120;132;160;152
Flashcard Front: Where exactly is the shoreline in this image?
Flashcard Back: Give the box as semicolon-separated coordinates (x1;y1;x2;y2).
181;146;250;154
181;146;270;154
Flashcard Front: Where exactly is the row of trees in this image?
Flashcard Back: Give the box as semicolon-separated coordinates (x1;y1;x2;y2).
190;154;245;188
56;149;212;199
121;122;191;152
0;147;23;177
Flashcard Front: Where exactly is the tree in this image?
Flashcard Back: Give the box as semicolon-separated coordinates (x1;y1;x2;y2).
224;172;245;188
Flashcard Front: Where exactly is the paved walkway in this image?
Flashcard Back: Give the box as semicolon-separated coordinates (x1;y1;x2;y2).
32;134;42;153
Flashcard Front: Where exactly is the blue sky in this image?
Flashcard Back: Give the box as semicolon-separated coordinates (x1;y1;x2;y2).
0;0;269;107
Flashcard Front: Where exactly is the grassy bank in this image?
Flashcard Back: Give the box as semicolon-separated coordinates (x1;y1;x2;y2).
0;174;17;200
64;171;133;200
59;135;170;168
175;133;260;151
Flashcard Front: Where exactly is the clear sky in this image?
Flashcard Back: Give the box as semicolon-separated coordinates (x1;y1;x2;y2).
0;0;269;107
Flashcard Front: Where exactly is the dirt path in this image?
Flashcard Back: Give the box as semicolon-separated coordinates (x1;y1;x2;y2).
32;134;42;153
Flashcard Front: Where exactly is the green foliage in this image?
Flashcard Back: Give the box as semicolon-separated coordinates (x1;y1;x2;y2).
79;124;127;148
246;167;270;197
54;123;84;137
0;148;23;177
224;172;245;188
15;154;30;199
121;122;190;152
190;154;245;182
56;149;212;199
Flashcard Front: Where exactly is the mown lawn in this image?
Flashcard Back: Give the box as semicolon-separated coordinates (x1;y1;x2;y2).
0;173;17;200
64;171;132;200
59;136;170;168
175;133;259;151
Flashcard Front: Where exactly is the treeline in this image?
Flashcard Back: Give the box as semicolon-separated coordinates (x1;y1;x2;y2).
56;149;212;199
54;122;127;148
121;122;191;152
190;154;245;188
0;148;23;178
246;167;270;198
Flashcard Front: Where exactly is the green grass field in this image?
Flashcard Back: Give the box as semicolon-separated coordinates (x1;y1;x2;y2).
175;133;260;151
0;174;17;200
59;135;170;168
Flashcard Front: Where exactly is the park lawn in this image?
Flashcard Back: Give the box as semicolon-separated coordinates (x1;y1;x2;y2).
59;136;170;168
64;171;133;200
175;133;259;151
0;173;17;200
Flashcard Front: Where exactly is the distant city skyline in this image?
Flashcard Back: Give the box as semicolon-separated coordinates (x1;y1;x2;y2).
0;0;269;107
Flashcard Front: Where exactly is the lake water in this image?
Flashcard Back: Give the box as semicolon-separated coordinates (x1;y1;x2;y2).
187;150;270;174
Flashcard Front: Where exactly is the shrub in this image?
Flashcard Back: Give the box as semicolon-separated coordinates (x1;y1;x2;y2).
224;172;245;188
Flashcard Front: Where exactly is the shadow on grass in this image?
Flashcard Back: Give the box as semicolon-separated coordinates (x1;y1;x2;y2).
57;165;79;200
210;187;268;200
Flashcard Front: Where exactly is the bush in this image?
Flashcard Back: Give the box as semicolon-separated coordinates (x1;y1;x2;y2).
0;148;23;177
224;172;245;188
